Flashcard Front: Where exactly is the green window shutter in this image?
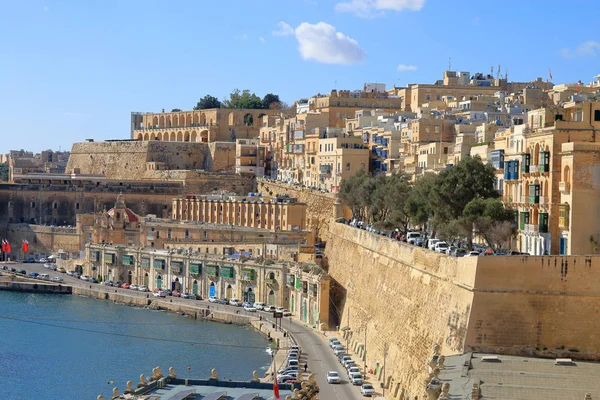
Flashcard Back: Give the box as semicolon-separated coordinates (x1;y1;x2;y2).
141;257;150;267
154;259;165;270
122;255;134;265
221;267;234;279
105;253;115;264
207;265;219;277
287;275;295;286
90;251;98;262
189;263;201;274
309;283;318;297
241;268;255;281
295;276;302;290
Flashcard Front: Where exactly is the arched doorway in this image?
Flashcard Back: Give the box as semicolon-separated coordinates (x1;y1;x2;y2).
209;282;216;297
156;274;163;290
108;269;113;282
193;280;198;295
144;273;149;287
244;287;255;303
127;270;132;284
172;277;181;292
268;289;275;306
226;284;233;299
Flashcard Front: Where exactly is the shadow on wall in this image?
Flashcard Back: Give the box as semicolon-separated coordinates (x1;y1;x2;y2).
328;277;347;329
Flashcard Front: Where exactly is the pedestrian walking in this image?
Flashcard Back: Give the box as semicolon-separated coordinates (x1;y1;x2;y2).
304;363;308;372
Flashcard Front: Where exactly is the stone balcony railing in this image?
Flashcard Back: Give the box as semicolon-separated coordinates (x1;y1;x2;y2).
529;165;540;174
523;224;539;233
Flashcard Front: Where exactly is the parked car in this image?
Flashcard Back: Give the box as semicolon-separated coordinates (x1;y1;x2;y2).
79;275;90;281
465;251;481;257
16;269;26;275
208;296;219;303
427;239;441;250
333;346;345;356
278;366;299;375
138;285;149;292
121;283;131;289
276;307;285;313
244;305;257;312
172;290;181;297
327;371;340;384
287;359;299;368
28;272;39;278
453;248;468;257
153;290;167;297
360;383;375;397
130;284;139;290
181;293;197;299
217;298;229;304
406;232;423;245
39;258;48;263
329;338;341;348
56;267;66;273
114;282;123;288
434;241;448;253
38;274;50;281
283;309;292;317
51;276;63;283
66;270;76;277
88;277;98;283
253;302;266;310
229;298;242;306
343;358;356;369
242;302;252;308
350;372;364;385
263;305;276;312
103;281;113;286
347;366;361;377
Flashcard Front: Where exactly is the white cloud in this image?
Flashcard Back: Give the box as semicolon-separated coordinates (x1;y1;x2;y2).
272;21;294;37
397;64;417;71
335;0;425;18
259;36;265;44
559;41;600;58
294;22;365;65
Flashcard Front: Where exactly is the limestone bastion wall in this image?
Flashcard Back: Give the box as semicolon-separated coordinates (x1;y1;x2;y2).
255;181;344;241
66;141;208;179
325;221;476;399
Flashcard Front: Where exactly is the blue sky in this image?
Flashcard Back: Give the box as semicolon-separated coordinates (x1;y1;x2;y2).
1;0;599;154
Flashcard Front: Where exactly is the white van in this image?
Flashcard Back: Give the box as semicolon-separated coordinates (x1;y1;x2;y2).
406;232;423;244
253;302;266;310
427;239;440;250
38;273;50;281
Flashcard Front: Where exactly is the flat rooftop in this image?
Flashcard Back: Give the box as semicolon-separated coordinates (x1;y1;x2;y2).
438;352;600;400
139;382;294;400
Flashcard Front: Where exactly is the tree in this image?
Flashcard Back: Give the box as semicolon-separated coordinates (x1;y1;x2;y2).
429;156;498;241
404;173;437;230
262;93;280;109
193;95;221;110
338;169;370;221
222;89;263;109
461;198;516;248
171;108;182;112
0;164;7;181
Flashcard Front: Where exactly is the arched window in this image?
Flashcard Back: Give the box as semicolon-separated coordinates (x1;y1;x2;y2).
564;165;571;183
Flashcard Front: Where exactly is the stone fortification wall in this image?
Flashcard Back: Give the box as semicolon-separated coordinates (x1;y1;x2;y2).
255;180;343;241
66;141;208;179
7;224;81;257
467;255;600;359
325;221;476;398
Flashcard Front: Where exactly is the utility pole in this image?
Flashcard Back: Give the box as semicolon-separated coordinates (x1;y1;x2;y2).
382;342;389;397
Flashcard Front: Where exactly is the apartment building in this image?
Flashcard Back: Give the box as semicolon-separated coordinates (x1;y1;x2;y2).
234;138;267;176
317;134;369;192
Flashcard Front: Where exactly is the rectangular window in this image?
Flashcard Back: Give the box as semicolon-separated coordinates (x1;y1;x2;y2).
594;110;600;122
153;259;165;270
189;263;201;274
167;229;172;239
141;258;151;267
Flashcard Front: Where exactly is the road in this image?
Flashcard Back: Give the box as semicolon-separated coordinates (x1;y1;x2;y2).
7;262;364;399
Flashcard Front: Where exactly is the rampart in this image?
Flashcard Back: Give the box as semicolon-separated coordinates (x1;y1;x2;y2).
325;221;600;399
255;180;343;241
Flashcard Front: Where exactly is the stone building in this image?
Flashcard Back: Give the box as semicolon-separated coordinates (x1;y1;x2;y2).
83;243;329;326
131;108;281;143
91;194;141;246
171;193;307;232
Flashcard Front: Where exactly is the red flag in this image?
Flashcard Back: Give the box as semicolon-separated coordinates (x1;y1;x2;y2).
23;240;29;253
6;241;11;253
273;380;280;399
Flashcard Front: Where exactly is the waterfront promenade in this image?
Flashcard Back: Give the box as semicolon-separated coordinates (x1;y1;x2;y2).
3;262;370;399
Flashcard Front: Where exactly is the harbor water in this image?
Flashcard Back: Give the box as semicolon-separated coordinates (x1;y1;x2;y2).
0;291;271;399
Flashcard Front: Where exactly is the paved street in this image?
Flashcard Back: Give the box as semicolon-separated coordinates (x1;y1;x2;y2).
5;262;365;399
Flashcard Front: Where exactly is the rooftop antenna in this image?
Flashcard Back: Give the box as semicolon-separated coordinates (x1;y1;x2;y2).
490;65;494;77
497;65;501;80
448;57;451;71
505;68;508;82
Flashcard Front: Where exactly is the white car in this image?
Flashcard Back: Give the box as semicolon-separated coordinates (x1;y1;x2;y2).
427;239;440;250
333;346;345;356
347;366;361;377
51;276;63;283
465;251;481;257
229;299;242;306
208;296;219;303
327;371;340;384
244;305;256;312
276;307;285;313
350;372;364;385
434;242;448;253
138;285;149;292
263;305;276;312
66;270;76;276
130;284;138;290
406;232;423;244
80;275;90;281
253;302;265;310
360;383;375;397
153;290;167;297
278;366;299;375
